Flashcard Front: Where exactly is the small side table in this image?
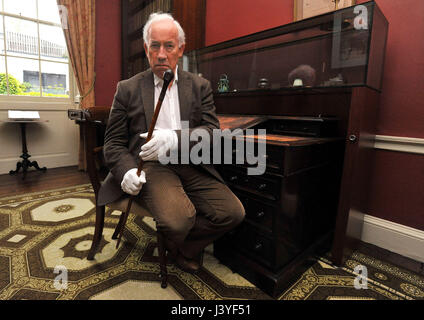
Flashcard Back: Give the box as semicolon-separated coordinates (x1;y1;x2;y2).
2;119;48;179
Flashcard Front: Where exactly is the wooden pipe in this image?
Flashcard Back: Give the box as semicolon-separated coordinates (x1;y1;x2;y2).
116;69;175;249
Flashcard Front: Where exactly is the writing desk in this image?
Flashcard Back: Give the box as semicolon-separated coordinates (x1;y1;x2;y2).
2;119;48;179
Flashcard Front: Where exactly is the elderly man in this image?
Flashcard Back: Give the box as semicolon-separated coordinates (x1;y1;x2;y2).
98;13;245;273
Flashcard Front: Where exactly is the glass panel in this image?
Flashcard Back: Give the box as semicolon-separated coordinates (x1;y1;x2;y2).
366;3;388;91
39;24;68;62
3;0;37;19
185;1;387;92
0;56;7;95
40;60;69;98
0;16;4;53
6;56;41;96
37;0;62;24
4;17;39;59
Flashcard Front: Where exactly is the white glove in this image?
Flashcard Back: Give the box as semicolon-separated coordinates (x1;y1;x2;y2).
121;168;146;195
139;129;178;161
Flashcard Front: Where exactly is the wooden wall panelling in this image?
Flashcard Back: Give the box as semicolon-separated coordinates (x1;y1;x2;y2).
121;0;206;80
172;0;206;52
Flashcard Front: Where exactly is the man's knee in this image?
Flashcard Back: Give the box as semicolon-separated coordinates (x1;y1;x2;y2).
156;206;196;243
226;196;245;228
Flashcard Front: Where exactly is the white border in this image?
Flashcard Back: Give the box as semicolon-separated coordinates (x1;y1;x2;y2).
374;135;424;155
362;214;424;263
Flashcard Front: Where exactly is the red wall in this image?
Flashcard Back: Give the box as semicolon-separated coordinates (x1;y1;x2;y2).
95;0;121;107
370;0;424;139
369;149;424;230
205;0;293;45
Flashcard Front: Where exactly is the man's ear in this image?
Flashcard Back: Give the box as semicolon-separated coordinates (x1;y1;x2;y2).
178;43;185;58
144;42;149;55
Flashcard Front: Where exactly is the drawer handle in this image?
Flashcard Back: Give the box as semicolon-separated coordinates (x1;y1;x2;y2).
230;175;238;181
253;243;263;251
258;183;267;190
256;211;265;219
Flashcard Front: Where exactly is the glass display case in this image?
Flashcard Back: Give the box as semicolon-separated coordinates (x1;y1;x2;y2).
183;0;388;92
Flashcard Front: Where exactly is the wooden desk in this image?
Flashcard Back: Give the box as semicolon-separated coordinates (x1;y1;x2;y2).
214;114;344;297
1;119;48;179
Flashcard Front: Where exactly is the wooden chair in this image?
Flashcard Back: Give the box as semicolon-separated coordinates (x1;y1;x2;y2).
78;106;169;288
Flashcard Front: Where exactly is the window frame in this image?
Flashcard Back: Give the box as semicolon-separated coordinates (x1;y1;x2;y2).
0;1;76;110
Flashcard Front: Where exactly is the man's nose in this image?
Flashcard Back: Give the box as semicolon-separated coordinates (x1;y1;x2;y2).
157;46;167;60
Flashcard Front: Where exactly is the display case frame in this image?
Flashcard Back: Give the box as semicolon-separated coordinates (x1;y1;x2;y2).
183;0;388;93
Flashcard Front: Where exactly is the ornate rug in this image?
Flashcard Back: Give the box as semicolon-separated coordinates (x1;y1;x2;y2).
0;184;423;300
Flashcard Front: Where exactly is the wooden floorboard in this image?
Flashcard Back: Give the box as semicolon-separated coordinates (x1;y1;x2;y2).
0;166;90;198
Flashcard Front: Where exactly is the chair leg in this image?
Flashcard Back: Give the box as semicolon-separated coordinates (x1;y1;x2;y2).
87;205;105;260
112;211;126;240
156;231;168;289
198;250;204;267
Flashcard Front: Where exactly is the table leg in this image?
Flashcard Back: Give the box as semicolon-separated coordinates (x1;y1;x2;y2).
9;161;22;175
9;122;47;179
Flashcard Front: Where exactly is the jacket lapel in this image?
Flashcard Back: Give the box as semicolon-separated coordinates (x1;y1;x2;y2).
140;70;154;127
177;69;193;126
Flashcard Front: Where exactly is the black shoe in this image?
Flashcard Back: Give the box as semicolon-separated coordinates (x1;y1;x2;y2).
175;253;200;274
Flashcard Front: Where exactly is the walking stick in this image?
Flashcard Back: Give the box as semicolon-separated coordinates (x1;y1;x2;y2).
116;69;174;249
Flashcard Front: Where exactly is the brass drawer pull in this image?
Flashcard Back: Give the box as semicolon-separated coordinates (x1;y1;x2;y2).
256;211;265;219
258;183;267;190
253;243;263;251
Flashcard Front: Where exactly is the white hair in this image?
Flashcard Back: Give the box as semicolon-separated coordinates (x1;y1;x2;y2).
143;12;185;48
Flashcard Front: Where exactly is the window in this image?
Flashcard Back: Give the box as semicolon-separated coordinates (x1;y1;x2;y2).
0;0;72;99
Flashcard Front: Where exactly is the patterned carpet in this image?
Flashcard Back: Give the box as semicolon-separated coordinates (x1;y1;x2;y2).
0;184;423;300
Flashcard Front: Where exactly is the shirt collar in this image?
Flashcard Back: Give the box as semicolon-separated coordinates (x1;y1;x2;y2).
154;65;178;88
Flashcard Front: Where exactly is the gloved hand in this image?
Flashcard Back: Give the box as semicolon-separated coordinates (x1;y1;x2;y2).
121;168;146;195
139;129;178;161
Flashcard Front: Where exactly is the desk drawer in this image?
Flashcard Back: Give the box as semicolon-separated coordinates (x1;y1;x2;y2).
233;191;274;233
223;222;300;270
261;145;285;172
228;142;285;172
228;224;275;267
220;166;281;201
225;137;343;175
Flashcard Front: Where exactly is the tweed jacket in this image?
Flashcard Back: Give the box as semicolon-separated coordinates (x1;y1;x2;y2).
97;68;223;206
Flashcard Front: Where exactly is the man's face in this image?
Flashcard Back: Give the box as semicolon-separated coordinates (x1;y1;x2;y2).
144;19;185;79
